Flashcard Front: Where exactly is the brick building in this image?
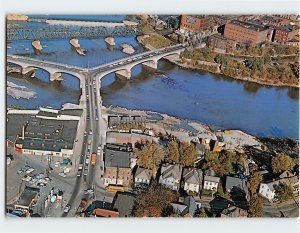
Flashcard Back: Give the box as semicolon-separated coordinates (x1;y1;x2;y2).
208;34;237;53
180;15;212;33
223;20;273;46
272;25;300;43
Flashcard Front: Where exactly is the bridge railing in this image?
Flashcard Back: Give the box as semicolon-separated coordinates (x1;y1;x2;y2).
7;54;83;70
90;43;187;71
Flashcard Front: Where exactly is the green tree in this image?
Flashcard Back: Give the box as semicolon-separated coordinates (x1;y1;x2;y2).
271;153;295;174
274;182;294;203
178;142;198;166
248;196;264;217
132;183;179;217
167;140;180;164
215;54;228;67
135;143;165;177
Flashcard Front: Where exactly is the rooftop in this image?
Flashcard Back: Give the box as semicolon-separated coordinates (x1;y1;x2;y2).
113;192;136;217
229;20;269;32
105;144;132;168
15;187;39;209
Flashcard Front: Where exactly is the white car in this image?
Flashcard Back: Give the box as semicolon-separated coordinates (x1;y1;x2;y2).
55;161;60;167
26;168;35;174
58;173;66;178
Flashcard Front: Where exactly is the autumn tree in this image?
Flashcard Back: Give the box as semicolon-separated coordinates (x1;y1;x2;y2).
194;210;208;218
132;183;179;217
248;172;262;196
135;143;165;177
178;142;198;166
167;140;180;164
274;182;294;203
248;196;264;217
271;154;295;174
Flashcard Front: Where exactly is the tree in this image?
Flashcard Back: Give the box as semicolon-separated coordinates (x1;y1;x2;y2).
248;196;263;217
167;140;180;164
135;143;165;177
271;153;295;174
178;142;198;166
132;183;179;217
248;172;262;195
215;54;228;67
194;209;208;218
274;182;294;203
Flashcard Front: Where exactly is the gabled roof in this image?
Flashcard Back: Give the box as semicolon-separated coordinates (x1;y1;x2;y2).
279;171;295;179
182;167;203;184
160;164;183;180
204;175;220;183
225;176;247;192
135;167;152;180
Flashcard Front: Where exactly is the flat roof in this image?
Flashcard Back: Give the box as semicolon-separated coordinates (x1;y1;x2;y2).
229;20;269;32
15;187;39;208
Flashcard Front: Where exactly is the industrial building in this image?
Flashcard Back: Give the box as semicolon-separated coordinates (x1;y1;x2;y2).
6;107;82;157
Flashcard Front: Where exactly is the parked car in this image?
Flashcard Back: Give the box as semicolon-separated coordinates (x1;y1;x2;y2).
64;204;71;213
58;173;66;178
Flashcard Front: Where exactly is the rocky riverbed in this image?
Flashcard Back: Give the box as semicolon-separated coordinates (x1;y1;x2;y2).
7;81;36;100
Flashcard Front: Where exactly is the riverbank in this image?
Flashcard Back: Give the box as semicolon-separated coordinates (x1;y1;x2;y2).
7;81;36;100
102;105;262;152
137;35;299;88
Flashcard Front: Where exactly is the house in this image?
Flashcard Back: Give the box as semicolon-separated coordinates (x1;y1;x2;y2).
182;167;203;194
259;171;299;201
113;192;136;217
158;164;183;191
195;142;205;160
134;167;152;187
170;196;200;217
221;205;248;217
225;176;248;194
259;179;283;201
203;171;220;191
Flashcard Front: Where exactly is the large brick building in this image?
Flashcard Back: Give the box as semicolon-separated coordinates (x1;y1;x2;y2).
208;34;237;53
272;25;300;43
180;15;212;33
223;20;273;46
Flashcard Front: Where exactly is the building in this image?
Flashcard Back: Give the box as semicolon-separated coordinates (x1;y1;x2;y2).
108;115;145;129
208;34;237;53
7;107;82;157
86;201;119;218
170;196;200;217
259;171;299;201
14;187;40;212
203;173;220;191
221;205;248;217
106;131;153;147
225;176;248;194
179;15;213;34
158;164;183;191
182;167;203;194
103;144;133;187
223;20;273;46
272;25;300;43
134;167;152;187
113;192;136;217
259;180;282;201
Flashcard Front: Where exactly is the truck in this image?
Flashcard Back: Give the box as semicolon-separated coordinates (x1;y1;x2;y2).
91;153;96;166
87;134;92;145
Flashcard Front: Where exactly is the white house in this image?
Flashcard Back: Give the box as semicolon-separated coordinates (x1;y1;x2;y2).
203;175;220;191
182;167;203;194
259;180;282;201
134;167;152;187
159;164;183;191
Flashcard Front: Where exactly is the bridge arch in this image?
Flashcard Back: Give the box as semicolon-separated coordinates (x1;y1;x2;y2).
94;49;182;81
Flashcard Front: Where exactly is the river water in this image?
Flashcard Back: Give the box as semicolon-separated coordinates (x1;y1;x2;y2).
6;15;299;139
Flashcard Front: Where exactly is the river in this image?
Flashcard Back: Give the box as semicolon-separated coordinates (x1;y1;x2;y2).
6;15;299;139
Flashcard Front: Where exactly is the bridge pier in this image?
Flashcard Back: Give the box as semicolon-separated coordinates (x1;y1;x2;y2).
115;69;131;80
142;60;158;70
22;67;36;77
50;72;63;81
